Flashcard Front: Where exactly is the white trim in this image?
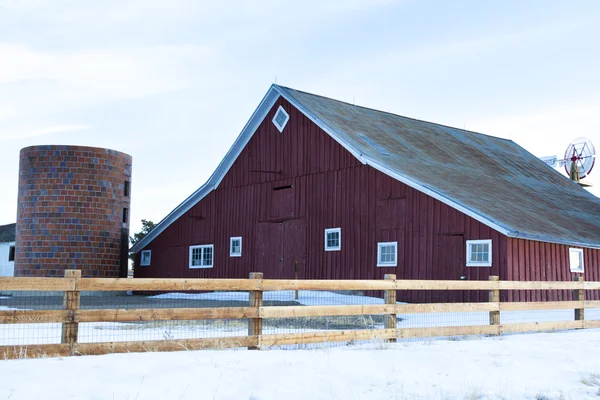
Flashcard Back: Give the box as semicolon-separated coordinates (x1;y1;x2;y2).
189;244;214;269
130;84;600;253
140;250;151;266
129;87;280;253
8;243;15;263
466;239;492;267
230;237;242;257
324;228;341;251
377;241;398;267
364;159;513;238
569;248;584;273
272;106;289;132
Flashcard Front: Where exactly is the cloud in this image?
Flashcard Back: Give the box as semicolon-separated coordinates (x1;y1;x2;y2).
468;101;600;156
0;43;213;90
1;0;402;21
0;124;89;140
0;43;216;119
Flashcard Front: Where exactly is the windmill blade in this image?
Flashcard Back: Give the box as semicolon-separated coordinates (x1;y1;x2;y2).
563;137;596;179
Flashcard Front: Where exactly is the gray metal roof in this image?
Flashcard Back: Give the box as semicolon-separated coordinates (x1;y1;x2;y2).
0;223;15;243
131;85;600;252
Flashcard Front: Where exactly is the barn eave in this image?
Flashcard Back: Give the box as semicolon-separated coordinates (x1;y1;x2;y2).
130;85;600;253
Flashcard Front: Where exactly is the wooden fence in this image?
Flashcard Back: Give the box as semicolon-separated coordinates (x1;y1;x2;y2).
1;271;600;359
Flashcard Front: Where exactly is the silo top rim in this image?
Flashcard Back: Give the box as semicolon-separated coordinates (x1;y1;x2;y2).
20;145;132;159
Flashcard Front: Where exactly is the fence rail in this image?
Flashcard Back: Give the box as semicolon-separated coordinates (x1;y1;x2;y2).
0;272;598;359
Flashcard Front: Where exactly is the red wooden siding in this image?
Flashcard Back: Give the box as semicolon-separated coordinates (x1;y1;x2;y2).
506;238;600;301
135;96;599;302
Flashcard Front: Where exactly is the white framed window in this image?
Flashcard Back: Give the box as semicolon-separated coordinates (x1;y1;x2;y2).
272;106;289;132
8;245;15;262
569;248;584;273
230;237;242;257
140;250;151;266
324;228;341;251
189;244;214;269
466;239;492;267
377;242;397;267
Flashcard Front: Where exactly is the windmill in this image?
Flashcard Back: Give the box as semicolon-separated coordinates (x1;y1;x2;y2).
540;137;596;187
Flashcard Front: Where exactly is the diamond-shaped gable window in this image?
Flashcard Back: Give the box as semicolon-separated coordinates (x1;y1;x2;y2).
273;106;289;132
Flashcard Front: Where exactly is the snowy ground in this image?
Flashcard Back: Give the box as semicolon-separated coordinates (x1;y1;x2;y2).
1;291;599;346
2;329;600;400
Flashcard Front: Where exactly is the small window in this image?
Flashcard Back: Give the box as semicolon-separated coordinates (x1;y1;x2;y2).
324;228;341;251
122;208;129;223
377;242;397;267
124;181;130;197
140;250;151;266
272;106;289;132
8;246;15;262
230;237;242;257
189;244;214;269
466;239;492;267
569;248;584;273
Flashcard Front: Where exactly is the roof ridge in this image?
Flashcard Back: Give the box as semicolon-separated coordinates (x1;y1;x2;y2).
275;84;514;143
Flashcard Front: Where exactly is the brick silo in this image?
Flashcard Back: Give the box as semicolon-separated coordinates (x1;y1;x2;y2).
15;145;132;277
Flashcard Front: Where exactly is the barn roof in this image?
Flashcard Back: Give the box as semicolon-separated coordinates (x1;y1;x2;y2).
0;223;16;243
131;85;600;253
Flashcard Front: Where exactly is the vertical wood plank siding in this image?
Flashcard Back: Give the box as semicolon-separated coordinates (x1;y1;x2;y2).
135;97;598;302
506;238;600;301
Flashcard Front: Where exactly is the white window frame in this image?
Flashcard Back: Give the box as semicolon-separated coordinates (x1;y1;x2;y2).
272;106;289;132
466;239;492;267
8;244;15;263
189;244;214;269
377;242;398;267
230;237;242;257
569;248;584;273
140;250;151;266
324;228;341;251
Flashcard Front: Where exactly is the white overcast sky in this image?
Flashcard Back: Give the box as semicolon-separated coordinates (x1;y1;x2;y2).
0;0;599;235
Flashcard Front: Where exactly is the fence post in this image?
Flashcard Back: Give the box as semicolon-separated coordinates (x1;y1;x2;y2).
574;276;585;324
61;269;81;353
384;274;397;343
248;272;263;350
489;276;500;331
294;261;299;301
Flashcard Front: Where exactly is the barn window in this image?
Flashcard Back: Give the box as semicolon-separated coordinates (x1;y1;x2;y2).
569;248;584;273
189;244;214;268
324;228;341;251
140;250;151;266
377;242;397;267
272;106;289;132
230;237;242;257
466;239;492;267
8;245;15;262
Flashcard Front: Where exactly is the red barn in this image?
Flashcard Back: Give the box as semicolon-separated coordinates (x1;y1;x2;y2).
131;85;600;302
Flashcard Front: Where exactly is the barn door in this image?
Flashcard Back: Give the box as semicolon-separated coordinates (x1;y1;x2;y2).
283;219;307;280
254;220;306;279
438;235;465;303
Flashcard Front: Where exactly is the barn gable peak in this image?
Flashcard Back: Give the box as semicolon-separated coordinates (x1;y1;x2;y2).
131;85;600;253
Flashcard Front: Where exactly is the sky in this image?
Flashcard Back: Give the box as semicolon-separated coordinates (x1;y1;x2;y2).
0;0;599;235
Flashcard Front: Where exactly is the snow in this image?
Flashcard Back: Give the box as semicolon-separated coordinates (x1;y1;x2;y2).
2;291;600;346
150;290;392;305
2;329;600;399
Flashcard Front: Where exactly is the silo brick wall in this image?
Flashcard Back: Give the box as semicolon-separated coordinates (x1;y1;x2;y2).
15;145;132;277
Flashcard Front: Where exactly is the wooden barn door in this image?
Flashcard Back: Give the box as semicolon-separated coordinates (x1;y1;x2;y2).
255;220;306;279
437;235;465;303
